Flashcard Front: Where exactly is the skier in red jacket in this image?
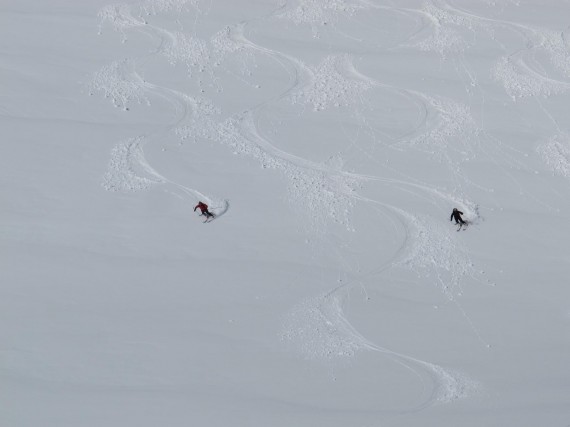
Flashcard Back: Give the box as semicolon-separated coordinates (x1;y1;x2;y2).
194;201;215;221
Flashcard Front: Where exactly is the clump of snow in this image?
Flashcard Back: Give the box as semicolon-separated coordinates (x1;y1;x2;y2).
493;56;568;100
89;60;150;110
140;0;202;15
97;3;146;41
279;0;362;38
538;133;570;178
282;291;364;361
102;136;164;192
292;55;371;111
160;31;212;75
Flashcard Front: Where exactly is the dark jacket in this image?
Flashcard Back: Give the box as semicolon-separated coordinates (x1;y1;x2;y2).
450;210;465;224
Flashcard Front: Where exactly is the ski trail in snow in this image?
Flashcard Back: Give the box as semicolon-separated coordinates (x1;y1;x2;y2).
220;22;483;227
156;9;482;227
352;195;490;348
346;61;488;209
178;20;366;231
205;112;360;232
283;190;484;409
223;21;315;103
282;280;479;408
95;2;227;212
421;1;570;208
347;62;479;154
216;11;487;402
102;136;165;192
216;22;482;227
357;0;570;100
96;0;486;411
430;0;570;99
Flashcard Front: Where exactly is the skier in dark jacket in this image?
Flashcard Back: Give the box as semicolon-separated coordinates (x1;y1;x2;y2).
194;201;214;220
450;208;466;225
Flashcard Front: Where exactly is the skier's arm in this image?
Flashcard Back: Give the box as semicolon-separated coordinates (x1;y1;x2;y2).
450;212;453;221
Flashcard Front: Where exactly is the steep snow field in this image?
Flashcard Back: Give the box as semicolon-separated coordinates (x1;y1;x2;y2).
2;0;570;426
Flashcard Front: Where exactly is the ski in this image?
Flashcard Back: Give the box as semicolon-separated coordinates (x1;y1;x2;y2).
203;215;216;223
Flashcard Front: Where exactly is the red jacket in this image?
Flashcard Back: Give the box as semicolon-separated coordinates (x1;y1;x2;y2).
194;202;209;213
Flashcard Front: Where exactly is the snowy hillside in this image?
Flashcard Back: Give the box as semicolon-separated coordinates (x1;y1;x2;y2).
2;0;570;426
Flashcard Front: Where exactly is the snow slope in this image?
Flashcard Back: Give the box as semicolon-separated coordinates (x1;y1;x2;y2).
1;0;570;426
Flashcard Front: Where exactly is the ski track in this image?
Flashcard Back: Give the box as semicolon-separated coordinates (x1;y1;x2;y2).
395;0;570;200
227;8;486;408
91;0;501;412
170;20;362;232
281;281;479;408
220;23;480;227
199;112;360;232
102;136;164;192
433;1;570;181
96;2;226;211
347;62;484;197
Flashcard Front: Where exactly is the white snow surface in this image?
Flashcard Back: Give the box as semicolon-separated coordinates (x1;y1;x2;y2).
2;0;570;426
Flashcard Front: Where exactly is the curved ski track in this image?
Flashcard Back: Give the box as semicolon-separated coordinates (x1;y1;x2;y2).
92;0;570;413
96;1;228;215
